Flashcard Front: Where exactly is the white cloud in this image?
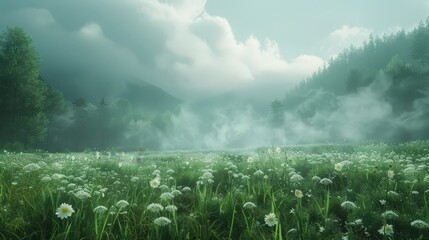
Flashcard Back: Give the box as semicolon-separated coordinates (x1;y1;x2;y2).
329;25;371;43
321;25;372;59
0;0;324;101
145;2;324;99
79;23;103;39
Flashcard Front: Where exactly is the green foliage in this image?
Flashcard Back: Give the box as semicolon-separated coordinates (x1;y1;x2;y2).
411;19;429;66
270;99;284;127
1;142;429;239
385;55;411;79
0;27;48;148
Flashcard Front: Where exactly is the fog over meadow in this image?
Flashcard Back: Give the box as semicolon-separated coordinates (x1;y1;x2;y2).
1;0;429;150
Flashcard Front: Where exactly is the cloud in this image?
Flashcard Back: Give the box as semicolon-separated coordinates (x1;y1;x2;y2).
322;25;372;58
329;25;372;42
79;23;104;39
17;8;55;27
0;0;324;101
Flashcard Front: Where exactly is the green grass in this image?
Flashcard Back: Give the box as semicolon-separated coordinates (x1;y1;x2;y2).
0;141;429;239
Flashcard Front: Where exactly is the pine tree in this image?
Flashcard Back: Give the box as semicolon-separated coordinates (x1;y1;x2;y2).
0;27;48;148
270;100;284;128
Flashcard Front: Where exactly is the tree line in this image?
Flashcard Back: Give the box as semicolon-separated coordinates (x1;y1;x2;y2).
269;17;429;140
0;27;175;152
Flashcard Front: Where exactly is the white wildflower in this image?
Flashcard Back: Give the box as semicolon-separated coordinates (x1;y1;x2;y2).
154;217;171;226
341;201;357;210
56;203;74;219
147;203;164;213
411;220;429;229
264;213;278;227
243;202;256;209
116;200;129;208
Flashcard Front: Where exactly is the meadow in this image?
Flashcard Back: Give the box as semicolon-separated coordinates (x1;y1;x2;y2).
1;141;429;240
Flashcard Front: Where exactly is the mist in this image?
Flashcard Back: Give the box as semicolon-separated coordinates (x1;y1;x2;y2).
1;1;429;151
118;70;427;151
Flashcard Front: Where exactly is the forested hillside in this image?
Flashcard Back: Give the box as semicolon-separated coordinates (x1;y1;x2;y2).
272;18;429;142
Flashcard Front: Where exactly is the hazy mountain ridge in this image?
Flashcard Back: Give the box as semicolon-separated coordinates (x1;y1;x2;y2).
272;19;429;142
120;81;182;114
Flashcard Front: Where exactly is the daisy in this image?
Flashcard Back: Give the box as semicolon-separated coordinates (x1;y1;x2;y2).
264;213;278;227
56;203;75;219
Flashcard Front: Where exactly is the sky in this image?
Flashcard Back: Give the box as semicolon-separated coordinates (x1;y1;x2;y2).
0;0;428;102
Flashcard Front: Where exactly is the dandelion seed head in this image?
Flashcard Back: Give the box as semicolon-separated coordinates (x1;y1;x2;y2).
116;200;129;208
51;173;65;180
241;175;250;181
165;205;178;212
171;189;182;197
341;201;357;210
290;174;304;183
295;189;303;198
411;220;429;229
348;219;363;226
150;177;161;188
160;192;174;201
41;175;52;182
147;203;164;213
93;206;108;214
381;210;398;219
23;163;41;172
254;170;264;177
154;217;171;226
74;190;91;200
243;202;256;209
387;191;399;197
312;176;321;181
319;178;332;185
335;163;343;171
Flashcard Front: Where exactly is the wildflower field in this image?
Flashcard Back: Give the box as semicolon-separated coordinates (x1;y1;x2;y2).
1;142;429;239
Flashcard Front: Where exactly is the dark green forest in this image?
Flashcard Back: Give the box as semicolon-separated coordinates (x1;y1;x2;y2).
1;18;429;152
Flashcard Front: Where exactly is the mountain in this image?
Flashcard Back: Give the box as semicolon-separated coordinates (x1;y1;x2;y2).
121;81;181;114
274;19;429;142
